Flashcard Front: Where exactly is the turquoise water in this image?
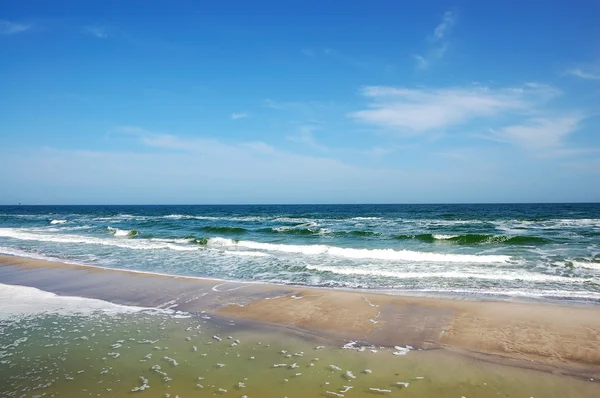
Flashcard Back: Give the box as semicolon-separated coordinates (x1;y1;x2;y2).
0;204;599;302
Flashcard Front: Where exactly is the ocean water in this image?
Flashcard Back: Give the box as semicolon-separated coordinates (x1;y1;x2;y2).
0;204;599;302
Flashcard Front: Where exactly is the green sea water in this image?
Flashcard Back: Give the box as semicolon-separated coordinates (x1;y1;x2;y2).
1;308;598;398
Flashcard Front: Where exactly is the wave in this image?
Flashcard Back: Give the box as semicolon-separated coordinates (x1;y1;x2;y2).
162;214;221;220
393;233;550;245
260;227;379;237
206;237;511;263
0;228;198;251
566;256;600;271
304;265;587;283
107;226;139;237
200;226;247;234
186;236;209;245
49;219;68;225
346;230;380;237
264;227;316;235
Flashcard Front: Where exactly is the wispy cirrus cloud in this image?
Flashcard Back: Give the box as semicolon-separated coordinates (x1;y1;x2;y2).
0;20;32;35
287;125;328;152
489;116;582;150
566;67;600;80
84;25;109;39
230;113;248;120
431;11;456;42
412;11;455;69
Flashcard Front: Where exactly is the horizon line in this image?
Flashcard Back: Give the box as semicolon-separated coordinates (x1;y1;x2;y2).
1;202;599;206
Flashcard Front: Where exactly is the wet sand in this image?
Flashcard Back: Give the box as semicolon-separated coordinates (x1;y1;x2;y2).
1;254;600;381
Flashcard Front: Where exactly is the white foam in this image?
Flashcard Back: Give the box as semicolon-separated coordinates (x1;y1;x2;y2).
0;228;197;251
107;226;137;237
0;246;67;262
162;214;220;220
432;234;459;240
223;250;269;257
570;261;600;271
390;287;600;300
0;282;146;319
305;265;589;283
50;219;67;225
207;237;510;263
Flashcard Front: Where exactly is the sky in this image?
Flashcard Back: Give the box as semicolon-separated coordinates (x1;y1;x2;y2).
0;0;599;204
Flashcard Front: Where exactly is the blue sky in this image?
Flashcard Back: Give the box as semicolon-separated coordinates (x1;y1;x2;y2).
1;0;599;204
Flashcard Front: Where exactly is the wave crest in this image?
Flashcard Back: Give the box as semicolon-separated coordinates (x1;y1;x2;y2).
107;227;139;237
206;237;510;263
394;233;549;245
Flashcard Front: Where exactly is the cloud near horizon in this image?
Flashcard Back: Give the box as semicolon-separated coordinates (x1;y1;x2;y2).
1;122;598;204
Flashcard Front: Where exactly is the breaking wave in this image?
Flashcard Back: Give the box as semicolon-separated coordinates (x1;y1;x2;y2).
206;237;510;263
107;227;139;237
393;233;550;245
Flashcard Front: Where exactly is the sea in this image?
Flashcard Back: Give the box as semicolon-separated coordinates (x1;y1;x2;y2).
1;203;599;303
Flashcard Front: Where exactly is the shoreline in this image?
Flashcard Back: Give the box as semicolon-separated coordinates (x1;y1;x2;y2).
2;249;598;307
1;254;600;381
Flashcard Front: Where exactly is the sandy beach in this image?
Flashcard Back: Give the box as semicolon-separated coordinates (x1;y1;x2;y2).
2;254;599;382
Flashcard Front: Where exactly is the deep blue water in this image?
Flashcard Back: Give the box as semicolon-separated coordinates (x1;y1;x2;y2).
1;204;599;302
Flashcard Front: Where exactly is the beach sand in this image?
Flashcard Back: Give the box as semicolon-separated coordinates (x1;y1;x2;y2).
1;254;600;397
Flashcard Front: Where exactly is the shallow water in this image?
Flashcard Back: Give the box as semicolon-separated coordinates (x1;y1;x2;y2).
1;308;598;398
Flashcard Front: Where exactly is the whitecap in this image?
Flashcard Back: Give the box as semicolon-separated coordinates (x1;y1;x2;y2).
207;237;510;263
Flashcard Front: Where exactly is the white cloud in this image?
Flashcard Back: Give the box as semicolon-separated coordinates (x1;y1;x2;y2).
1;129;420;204
287;125;328;152
413;11;455;69
116;126;276;157
84;26;108;39
431;11;455;41
0;20;31;35
349;83;583;152
350;84;544;133
411;54;428;70
231;113;248;120
566;68;600;80
2;125;598;203
489;116;582;149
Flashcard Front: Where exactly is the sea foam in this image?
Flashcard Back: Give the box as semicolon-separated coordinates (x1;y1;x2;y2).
207;237;510;263
0;282;146;319
305;265;588;283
